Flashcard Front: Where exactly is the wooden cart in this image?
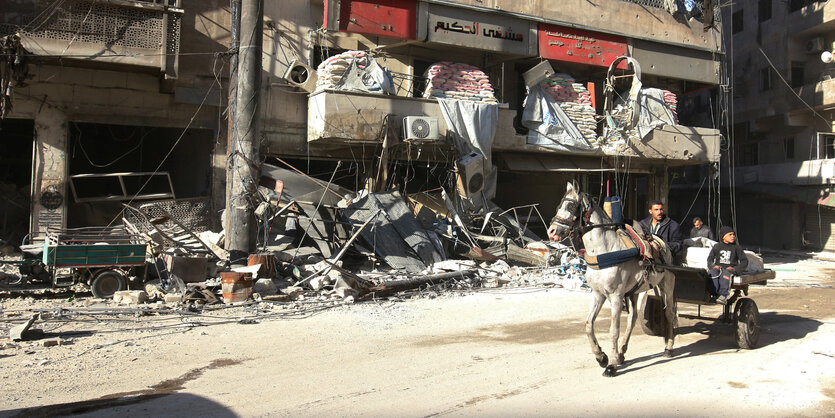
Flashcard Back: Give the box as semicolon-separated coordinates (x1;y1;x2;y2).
641;265;775;349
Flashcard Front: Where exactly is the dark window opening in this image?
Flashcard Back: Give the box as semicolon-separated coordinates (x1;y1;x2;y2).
732;10;744;34
759;67;772;91
791;62;805;88
412;59;433;99
758;0;772;22
824;135;835;159
739;143;759;166
784;137;795;160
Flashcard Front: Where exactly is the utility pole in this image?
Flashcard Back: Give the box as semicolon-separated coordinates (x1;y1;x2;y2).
225;0;263;266
224;0;240;238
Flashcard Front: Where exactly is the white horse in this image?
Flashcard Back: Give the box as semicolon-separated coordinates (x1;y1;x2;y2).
547;182;676;377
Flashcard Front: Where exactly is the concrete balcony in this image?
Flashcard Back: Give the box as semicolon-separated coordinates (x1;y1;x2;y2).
307;90;721;165
0;0;182;78
736;159;835;186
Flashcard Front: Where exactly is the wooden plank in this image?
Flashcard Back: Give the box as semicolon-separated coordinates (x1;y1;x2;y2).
371;191;443;266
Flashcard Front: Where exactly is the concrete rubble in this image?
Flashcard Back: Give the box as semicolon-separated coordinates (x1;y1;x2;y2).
0;160;603;350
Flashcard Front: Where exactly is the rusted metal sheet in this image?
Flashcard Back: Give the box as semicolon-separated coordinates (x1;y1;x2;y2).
425;3;536;56
539;23;627;68
335;0;417;40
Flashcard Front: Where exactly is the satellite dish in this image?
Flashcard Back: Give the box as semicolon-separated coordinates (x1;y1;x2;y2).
822;50;833;64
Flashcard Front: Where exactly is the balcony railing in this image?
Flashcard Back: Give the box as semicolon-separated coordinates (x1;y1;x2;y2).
0;0;182;77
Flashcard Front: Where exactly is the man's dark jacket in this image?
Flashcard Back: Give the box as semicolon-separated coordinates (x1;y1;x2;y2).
639;216;684;257
690;226;714;240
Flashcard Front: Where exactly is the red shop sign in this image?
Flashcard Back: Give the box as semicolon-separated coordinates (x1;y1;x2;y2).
332;0;417;40
539;24;627;68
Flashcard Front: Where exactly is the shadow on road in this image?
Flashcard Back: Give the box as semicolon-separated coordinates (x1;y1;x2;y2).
0;393;237;418
617;312;823;375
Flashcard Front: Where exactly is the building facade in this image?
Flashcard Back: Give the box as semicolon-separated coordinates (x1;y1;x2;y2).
0;0;723;245
701;0;835;251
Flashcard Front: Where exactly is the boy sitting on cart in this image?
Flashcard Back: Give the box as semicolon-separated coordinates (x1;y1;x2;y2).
707;226;748;305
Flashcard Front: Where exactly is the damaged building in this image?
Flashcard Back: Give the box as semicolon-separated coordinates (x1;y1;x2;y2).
0;0;722;258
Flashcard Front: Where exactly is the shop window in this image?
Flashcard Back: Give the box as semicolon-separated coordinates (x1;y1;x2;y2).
732;10;744;34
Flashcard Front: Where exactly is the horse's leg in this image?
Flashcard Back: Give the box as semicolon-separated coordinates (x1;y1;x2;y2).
618;292;639;365
661;272;677;358
585;291;608;369
603;293;624;377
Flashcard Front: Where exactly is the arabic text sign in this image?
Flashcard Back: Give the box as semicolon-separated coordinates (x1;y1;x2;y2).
427;4;534;56
538;24;627;68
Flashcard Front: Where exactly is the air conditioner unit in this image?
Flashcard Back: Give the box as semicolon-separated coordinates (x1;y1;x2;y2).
806;37;826;54
283;60;318;93
456;152;485;197
402;116;440;141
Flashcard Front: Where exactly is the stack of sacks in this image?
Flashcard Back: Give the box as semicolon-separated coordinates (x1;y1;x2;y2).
539;73;597;142
316;50;370;90
422;62;498;103
663;90;678;123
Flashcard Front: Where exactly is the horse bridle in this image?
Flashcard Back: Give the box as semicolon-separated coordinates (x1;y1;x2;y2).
551;193;591;233
552;192;622;235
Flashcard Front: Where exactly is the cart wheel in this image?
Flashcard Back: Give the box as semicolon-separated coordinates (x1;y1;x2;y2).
91;270;126;298
640;294;666;337
734;298;760;349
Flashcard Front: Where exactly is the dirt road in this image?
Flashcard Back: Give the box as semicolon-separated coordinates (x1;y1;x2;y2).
1;255;834;417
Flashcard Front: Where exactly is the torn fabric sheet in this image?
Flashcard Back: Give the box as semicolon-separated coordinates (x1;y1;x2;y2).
437;98;499;202
522;84;594;152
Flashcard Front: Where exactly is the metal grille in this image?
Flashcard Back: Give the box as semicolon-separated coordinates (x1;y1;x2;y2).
0;0;179;52
123;197;214;235
618;0;666;9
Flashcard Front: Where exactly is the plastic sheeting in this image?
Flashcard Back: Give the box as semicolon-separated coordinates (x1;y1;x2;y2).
437;98;499;204
521;84;595;152
314;51;395;95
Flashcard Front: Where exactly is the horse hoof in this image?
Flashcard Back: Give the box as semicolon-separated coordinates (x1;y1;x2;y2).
663;349;674;358
596;353;609;368
616;354;625;365
603;366;617;377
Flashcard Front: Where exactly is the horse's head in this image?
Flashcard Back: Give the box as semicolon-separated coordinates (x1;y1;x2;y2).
548;181;590;242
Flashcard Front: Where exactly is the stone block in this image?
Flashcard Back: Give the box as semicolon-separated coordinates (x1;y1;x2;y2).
164;293;183;303
113;290;149;305
253;279;278;295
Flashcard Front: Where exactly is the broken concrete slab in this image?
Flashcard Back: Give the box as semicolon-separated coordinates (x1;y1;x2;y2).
10;314;39;341
113;290;149;305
